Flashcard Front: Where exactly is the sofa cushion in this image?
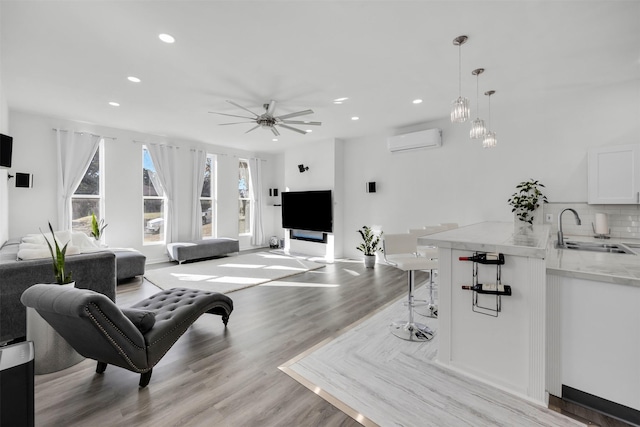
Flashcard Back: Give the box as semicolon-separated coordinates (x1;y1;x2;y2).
121;308;156;333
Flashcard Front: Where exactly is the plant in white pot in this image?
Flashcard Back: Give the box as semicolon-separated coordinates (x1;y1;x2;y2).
356;226;383;268
90;212;108;243
507;179;548;226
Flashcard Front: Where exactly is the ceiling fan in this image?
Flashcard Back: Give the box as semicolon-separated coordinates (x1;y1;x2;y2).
209;100;321;136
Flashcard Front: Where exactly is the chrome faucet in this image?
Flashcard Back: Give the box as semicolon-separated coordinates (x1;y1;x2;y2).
557;208;581;247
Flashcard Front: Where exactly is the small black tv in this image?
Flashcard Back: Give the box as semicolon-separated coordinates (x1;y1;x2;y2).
0;134;13;168
282;190;333;233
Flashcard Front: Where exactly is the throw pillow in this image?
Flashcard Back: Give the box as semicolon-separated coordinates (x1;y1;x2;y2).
121;308;156;333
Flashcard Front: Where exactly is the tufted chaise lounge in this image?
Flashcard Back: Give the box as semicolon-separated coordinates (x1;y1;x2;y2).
21;285;233;387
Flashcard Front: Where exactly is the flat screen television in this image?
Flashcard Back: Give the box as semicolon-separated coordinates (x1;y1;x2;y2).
281;190;332;233
0;134;13;168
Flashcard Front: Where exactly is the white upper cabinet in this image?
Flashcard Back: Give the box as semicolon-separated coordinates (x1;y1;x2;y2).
588;144;640;204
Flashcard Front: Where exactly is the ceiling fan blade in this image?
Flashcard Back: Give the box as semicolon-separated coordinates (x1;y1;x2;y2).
219;122;255;125
226;100;259;117
271;127;280;136
275;109;314;120
209;112;256;120
278;124;308;135
281;120;322;126
245;125;260;134
266;100;277;115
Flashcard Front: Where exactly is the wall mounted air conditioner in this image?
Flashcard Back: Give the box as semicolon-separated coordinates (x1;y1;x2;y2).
387;128;442;152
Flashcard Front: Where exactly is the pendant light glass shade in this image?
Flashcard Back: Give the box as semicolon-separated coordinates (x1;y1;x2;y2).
451;97;470;123
482;130;497;148
483;90;497;148
451;36;469;123
470;68;486;139
471;118;487;139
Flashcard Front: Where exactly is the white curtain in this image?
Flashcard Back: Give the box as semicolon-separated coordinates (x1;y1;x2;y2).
56;130;101;230
249;157;264;246
147;143;178;243
190;149;207;240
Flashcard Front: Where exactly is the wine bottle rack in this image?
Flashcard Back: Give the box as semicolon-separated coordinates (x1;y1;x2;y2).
463;251;509;317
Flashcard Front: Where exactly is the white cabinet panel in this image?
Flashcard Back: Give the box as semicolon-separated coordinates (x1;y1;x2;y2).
560;276;640;410
588;144;640;204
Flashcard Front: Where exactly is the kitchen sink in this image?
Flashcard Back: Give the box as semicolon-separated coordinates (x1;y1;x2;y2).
555;240;636;255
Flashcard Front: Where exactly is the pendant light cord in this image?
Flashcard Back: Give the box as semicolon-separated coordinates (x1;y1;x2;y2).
458;45;462;96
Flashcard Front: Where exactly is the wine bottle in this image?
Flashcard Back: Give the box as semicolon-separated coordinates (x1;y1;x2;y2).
461;284;512;295
458;252;505;265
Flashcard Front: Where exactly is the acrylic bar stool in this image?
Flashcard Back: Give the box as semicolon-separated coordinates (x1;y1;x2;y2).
383;234;437;342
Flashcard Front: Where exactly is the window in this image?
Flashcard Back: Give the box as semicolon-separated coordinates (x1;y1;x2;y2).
238;159;251;235
200;154;216;238
71;141;103;235
143;146;166;244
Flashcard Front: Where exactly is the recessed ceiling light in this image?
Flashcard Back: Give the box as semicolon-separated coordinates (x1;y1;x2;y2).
305;130;313;133
333;97;349;104
158;33;175;43
351;116;359;121
127;76;141;83
108;101;120;107
272;138;278;142
413;99;423;104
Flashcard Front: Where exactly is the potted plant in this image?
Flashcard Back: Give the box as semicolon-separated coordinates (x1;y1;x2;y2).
507;179;548;225
42;222;73;285
356;226;383;268
90;212;108;242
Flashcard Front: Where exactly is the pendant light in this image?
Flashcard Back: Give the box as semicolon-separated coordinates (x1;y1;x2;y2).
483;90;497;148
450;35;470;123
470;68;486;139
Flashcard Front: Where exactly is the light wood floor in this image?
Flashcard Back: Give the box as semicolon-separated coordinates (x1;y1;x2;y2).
33;256;412;426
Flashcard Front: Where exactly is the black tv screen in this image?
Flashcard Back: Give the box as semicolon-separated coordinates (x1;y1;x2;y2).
282;190;333;232
0;134;12;168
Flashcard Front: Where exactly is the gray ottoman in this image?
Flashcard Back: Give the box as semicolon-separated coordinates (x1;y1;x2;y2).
113;249;146;281
167;238;239;263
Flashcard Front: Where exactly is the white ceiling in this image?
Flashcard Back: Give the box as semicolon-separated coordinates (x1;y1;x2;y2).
1;1;638;152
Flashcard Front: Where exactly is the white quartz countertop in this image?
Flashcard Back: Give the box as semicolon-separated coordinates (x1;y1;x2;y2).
418;221;550;259
419;221;640;287
546;235;640;287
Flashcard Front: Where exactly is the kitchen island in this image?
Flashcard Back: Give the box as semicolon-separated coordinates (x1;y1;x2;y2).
421;221;640;423
419;221;550;405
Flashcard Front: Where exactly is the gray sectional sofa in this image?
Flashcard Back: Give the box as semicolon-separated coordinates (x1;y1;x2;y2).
0;239;147;344
0;240;118;343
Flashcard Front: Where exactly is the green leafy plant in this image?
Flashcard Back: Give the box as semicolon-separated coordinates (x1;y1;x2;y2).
41;222;72;285
507;179;548;224
356;226;383;256
90;212;108;240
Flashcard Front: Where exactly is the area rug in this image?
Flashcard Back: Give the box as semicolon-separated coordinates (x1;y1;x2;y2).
144;252;324;294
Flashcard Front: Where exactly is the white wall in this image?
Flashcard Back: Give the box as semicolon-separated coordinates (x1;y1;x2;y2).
7;111;279;263
0;0;9;244
340;78;640;259
282;138;343;259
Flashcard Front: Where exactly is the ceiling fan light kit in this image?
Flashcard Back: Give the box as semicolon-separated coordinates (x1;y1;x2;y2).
211;100;321;137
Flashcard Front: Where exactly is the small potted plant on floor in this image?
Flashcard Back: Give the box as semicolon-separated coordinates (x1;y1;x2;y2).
357;226;383;268
508;179;548;229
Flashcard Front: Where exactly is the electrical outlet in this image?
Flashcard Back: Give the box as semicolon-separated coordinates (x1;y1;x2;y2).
545;214;553;223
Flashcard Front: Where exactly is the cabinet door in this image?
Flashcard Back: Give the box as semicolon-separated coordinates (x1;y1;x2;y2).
588;144;640;204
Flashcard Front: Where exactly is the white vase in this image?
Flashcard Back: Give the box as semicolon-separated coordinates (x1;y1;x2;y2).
26;283;85;374
364;255;376;268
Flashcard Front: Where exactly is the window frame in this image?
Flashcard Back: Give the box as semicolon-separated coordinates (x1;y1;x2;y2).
238;158;251;236
71;139;104;235
142;145;167;245
200;153;217;239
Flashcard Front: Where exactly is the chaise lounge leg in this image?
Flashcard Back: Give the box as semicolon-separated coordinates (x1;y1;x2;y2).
96;361;108;374
139;369;153;388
